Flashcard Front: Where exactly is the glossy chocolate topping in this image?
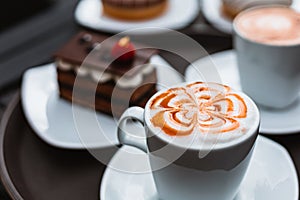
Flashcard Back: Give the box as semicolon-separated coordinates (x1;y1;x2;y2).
54;32;157;77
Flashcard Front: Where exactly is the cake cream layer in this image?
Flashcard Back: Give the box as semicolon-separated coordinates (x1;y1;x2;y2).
59;85;156;117
57;68;157;103
55;59;155;88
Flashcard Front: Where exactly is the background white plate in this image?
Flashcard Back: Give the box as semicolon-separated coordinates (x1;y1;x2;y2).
75;0;199;34
185;50;300;134
100;136;299;200
202;0;300;34
21;55;183;149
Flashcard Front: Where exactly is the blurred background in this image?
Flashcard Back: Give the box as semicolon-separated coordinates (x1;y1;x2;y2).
0;0;56;31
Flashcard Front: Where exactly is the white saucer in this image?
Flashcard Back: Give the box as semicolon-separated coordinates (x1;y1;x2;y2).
185;50;300;134
100;136;298;200
21;55;183;149
74;0;199;34
202;0;300;34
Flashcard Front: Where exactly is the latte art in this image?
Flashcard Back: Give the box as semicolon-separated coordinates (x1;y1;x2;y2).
235;7;300;45
149;82;248;137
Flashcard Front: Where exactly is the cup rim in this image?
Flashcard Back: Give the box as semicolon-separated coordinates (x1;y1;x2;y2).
144;81;260;152
233;5;300;47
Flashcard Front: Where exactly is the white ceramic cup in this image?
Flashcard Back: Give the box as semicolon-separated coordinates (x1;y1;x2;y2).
118;82;260;200
233;6;300;109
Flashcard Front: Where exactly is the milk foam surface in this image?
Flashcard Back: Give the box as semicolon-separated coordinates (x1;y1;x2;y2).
145;82;259;149
235;7;300;45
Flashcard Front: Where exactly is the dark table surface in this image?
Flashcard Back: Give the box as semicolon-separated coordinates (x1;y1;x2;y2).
0;0;299;199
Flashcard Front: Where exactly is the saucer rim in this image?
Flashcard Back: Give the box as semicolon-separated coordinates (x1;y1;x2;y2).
100;135;299;200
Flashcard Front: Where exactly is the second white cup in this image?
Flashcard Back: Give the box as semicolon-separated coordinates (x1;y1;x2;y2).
233;6;300;109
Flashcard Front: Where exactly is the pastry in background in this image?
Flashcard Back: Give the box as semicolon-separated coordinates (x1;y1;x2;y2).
222;0;292;18
101;0;168;20
54;31;158;117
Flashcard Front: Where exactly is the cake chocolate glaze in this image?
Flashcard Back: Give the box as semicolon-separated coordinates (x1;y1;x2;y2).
54;32;157;77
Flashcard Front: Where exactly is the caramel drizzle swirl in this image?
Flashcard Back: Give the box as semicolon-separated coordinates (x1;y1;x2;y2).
150;82;248;136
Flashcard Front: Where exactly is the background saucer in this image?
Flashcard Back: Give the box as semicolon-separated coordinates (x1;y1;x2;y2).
21;55;183;149
185;50;300;134
202;0;300;34
75;0;199;34
100;136;298;200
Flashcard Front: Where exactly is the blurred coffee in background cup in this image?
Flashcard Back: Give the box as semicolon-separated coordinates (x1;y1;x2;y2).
233;6;300;108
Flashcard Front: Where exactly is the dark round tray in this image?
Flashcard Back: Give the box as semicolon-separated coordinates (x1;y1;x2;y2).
1;94;300;200
0;93;117;200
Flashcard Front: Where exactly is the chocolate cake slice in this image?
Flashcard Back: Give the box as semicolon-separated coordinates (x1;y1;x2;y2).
54;31;158;117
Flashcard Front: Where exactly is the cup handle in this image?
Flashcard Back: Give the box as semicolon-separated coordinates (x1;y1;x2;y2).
117;107;148;153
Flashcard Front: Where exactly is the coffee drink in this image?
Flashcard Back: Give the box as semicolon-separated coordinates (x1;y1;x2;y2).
147;82;257;148
235;7;300;45
118;81;260;200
